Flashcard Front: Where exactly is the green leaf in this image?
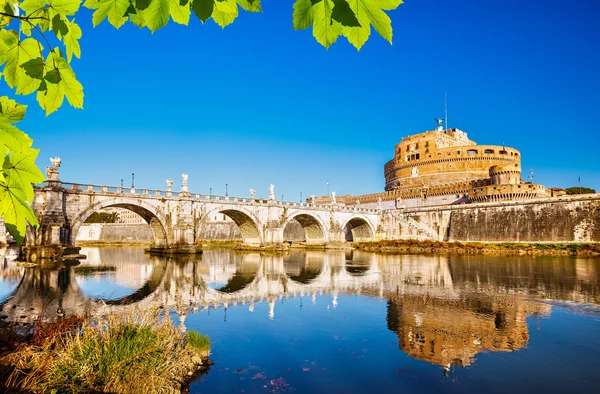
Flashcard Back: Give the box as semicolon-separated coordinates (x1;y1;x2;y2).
144;0;171;31
379;0;403;10
136;0;151;10
21;58;45;80
293;0;313;30
19;0;46;15
169;0;191;25
85;0;130;28
64;18;83;62
341;0;397;50
236;0;260;12
36;50;84;115
52;14;69;38
49;0;83;15
312;0;341;49
3;147;45;202
0;31;44;95
0;175;40;244
192;0;213;23
0;96;27;124
0;99;40;244
331;0;360;27
0;97;32;153
212;0;237;27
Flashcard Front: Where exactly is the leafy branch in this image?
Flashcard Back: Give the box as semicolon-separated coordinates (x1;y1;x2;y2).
0;0;403;244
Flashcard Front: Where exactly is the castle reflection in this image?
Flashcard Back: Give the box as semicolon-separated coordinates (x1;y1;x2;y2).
1;247;598;369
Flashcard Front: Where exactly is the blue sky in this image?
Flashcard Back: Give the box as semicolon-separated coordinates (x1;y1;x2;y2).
6;0;600;199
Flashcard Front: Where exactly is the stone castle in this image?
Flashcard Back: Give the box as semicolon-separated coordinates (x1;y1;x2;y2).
317;122;549;209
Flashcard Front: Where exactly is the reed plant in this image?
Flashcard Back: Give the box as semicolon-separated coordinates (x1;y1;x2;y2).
1;311;210;394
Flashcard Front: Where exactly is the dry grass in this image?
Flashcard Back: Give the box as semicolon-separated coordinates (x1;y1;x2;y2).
352;239;600;256
0;311;210;394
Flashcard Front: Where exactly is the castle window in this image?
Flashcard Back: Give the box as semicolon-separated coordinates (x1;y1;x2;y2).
415;143;419;149
499;150;507;154
415;153;420;160
457;150;461;154
425;141;429;147
484;149;494;154
514;153;519;157
467;149;478;155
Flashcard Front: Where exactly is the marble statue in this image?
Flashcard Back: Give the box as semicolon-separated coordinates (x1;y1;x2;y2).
50;157;61;169
250;188;255;199
181;173;189;192
166;179;173;191
45;157;61;180
269;184;275;200
331;190;336;204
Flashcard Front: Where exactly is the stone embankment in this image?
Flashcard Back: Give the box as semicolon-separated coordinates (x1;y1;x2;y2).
353;239;600;256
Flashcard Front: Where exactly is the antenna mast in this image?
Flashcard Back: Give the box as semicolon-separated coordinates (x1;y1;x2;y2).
444;93;448;130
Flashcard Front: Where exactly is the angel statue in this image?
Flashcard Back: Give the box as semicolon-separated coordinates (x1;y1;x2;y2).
269;184;275;200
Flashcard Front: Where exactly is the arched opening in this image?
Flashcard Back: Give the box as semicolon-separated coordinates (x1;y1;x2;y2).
284;251;323;284
284;214;326;245
75;247;167;305
202;250;260;293
0;246;23;304
217;209;262;246
344;217;374;242
72;203;168;247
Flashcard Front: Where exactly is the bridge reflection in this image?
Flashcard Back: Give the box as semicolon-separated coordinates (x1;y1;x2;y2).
1;248;599;369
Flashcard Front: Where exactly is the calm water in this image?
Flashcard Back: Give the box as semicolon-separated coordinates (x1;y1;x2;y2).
1;246;599;393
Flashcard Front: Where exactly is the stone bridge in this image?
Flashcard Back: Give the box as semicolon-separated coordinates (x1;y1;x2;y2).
27;166;383;252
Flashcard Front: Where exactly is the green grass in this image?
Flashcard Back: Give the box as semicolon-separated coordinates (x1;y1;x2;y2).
2;312;211;394
186;330;211;353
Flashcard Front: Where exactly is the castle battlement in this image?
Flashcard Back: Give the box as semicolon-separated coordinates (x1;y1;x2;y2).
342;125;548;209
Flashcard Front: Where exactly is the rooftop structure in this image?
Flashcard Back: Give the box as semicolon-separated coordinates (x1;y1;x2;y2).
318;122;549;208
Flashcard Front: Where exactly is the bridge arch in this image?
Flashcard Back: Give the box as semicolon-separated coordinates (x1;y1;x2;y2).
342;215;376;242
283;212;328;244
70;198;170;247
201;207;263;246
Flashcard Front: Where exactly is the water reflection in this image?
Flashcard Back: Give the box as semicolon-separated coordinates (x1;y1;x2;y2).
1;247;599;373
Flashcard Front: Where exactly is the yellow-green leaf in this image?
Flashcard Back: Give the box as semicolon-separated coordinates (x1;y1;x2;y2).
0;31;44;95
169;0;191;25
312;0;341;49
293;0;313;30
36;50;84;115
212;0;237;28
85;0;130;28
64;18;83;61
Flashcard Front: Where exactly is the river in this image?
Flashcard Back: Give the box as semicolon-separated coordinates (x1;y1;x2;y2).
1;246;599;393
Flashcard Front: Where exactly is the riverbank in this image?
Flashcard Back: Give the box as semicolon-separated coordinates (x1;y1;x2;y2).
0;312;211;393
352;240;600;256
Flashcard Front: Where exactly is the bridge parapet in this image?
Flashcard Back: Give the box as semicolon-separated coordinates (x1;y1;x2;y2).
28;180;383;253
38;182;382;215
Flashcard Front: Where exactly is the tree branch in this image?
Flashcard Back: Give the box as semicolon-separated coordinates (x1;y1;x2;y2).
0;12;49;21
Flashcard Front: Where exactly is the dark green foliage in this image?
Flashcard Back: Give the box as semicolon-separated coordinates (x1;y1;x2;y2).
84;211;119;223
565;187;596;195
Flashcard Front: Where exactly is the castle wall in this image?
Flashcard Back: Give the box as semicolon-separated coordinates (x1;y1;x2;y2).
399;195;600;243
75;224;154;244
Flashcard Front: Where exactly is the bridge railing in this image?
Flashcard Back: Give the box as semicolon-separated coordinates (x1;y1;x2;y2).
40;182;381;213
